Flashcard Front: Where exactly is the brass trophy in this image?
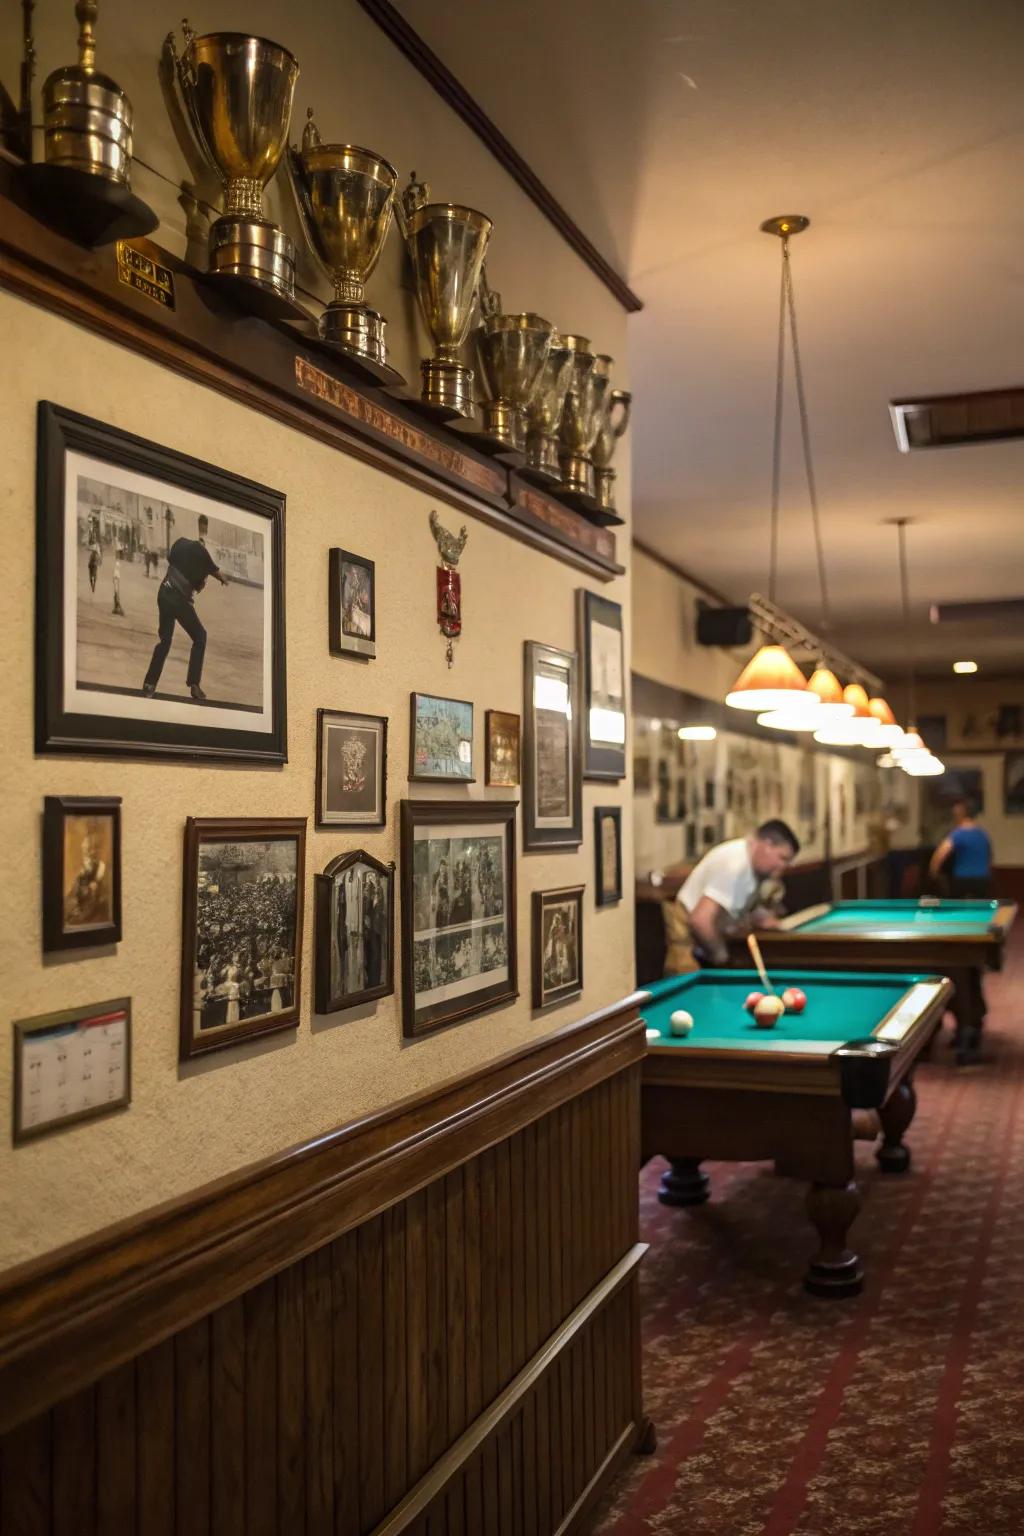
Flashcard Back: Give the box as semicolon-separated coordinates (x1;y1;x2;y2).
476;273;554;450
591;388;632;522
396;174;492;418
286;109;399;376
523;334;575;482
168;21;299;307
558;339;613;501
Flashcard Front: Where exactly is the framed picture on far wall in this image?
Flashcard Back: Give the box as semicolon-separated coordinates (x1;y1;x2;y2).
594;806;623;907
36;401;287;763
314;850;394;1014
315;709;387;829
42;795;122;951
532;885;584;1009
179;817;306;1060
523;640;582;849
401;799;517;1038
329;548;375;660
485;709;521;787
409;692;474;782
577;590;626;780
1005;753;1024;816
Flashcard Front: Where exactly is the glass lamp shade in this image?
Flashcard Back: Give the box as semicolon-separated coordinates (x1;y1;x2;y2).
842;682;871;718
757;705;822;732
725;645;812;712
807;666;854;719
902;752;945;776
812;720;867;746
865;696;904;747
892;729;927;759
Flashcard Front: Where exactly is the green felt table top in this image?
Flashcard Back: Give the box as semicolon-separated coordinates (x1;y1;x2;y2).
642;969;938;1054
792;899;1001;936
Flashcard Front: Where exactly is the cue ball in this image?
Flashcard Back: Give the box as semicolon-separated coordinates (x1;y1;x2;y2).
782;986;807;1014
744;990;764;1013
669;1009;694;1036
753;995;785;1029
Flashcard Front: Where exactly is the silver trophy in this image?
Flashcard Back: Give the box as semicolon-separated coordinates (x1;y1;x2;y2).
559;340;612;499
476;273;553;449
592;388;632;518
523;333;575;481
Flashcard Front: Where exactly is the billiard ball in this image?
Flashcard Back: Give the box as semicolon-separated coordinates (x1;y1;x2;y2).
782;986;807;1014
753;994;785;1029
744;991;764;1013
669;1009;694;1036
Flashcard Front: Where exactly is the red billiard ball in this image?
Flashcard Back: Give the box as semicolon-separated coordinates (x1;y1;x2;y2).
782;986;807;1014
744;991;764;1013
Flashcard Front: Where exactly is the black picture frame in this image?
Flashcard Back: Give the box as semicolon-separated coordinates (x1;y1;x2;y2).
329;548;376;660
531;885;584;1009
400;799;518;1038
315;709;387;829
36;401;287;763
314;849;395;1014
409;692;475;783
523;640;582;850
577;589;626;780
13;997;131;1145
180;816;306;1060
594;806;623;907
42;794;122;951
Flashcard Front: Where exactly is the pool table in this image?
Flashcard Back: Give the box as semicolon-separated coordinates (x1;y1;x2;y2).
742;899;1016;1065
640;968;953;1297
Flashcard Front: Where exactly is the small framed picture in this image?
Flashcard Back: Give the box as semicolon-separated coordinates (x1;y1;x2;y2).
42;795;122;951
485;710;521;788
314;850;395;1013
13;998;131;1144
180;817;306;1060
329;548;375;660
532;886;584;1009
523;640;582;849
409;692;474;782
577;590;626;780
316;709;387;828
594;806;623;907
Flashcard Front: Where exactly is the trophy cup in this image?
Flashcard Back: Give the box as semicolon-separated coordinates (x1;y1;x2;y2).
396;174;492;419
591;388;632;524
558;340;613;501
168;21;300;311
286;109;400;379
522;334;575;482
475;275;554;451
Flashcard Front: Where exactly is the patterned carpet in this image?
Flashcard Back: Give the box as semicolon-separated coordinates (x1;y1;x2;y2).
593;935;1024;1535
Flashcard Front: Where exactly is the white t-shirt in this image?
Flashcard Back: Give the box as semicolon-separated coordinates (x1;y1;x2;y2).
677;837;757;919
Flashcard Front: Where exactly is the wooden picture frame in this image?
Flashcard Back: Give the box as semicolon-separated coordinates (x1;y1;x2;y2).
179;816;306;1060
400;799;517;1038
314;849;395;1014
531;885;584;1009
594;806;623;907
329;548;376;659
315;709;387;829
485;709;521;787
523;640;582;849
36;401;287;763
577;589;626;780
42;794;122;951
13;997;131;1144
409;692;475;782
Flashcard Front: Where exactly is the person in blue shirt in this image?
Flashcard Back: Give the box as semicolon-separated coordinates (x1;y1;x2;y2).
929;799;993;898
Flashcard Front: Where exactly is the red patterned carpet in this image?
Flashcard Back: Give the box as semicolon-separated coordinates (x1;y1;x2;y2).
593;935;1024;1535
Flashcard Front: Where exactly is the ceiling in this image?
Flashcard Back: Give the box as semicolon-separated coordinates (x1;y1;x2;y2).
392;0;1024;680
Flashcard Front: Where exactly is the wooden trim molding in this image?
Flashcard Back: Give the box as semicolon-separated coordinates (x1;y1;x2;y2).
0;993;646;1434
357;0;643;314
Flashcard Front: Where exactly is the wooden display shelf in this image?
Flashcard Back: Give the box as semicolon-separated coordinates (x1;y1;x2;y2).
0;167;623;582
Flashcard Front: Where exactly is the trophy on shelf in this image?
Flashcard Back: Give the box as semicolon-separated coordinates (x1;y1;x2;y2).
167;20;300;316
559;340;613;503
522;333;575;483
475;271;554;453
396;173;492;419
285;108;402;383
19;0;157;245
590;387;632;524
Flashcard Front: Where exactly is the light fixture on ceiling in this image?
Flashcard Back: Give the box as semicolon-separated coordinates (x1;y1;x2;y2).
890;518;943;776
725;643;812;711
953;660;978;674
677;725;717;741
807;665;854;719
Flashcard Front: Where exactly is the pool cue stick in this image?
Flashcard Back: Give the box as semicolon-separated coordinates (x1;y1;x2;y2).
747;932;776;995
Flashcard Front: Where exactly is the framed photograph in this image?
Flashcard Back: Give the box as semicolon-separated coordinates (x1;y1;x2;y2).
316;709;387;828
1005;753;1024;816
329;548;375;660
180;817;306;1059
13;998;131;1144
532;885;584;1009
485;710;521;788
401;800;517;1038
523;640;582;849
42;795;122;951
36;402;287;763
409;692;474;782
594;806;623;907
314;850;394;1013
577;590;626;780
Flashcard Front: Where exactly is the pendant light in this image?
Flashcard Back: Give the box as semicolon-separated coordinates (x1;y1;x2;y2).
807;665;853;719
890;518;943;776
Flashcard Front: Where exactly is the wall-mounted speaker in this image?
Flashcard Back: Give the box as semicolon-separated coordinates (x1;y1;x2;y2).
696;606;753;647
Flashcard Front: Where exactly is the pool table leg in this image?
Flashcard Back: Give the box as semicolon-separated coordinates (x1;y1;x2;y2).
805;1180;863;1298
658;1157;710;1206
876;1077;916;1173
951;967;984;1065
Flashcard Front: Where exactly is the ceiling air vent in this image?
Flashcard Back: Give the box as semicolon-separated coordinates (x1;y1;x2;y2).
890;386;1024;452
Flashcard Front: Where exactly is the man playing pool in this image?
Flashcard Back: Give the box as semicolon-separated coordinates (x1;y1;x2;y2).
675;818;800;968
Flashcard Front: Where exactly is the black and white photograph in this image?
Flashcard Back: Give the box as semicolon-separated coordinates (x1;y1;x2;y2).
400;800;517;1037
523;640;582;849
595;806;623;906
36;403;287;762
315;850;394;1014
329;548;375;659
532;885;584;1009
179;817;306;1059
316;709;387;828
578;590;626;780
42;794;122;952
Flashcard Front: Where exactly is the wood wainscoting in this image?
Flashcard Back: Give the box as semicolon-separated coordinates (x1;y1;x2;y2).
0;997;648;1536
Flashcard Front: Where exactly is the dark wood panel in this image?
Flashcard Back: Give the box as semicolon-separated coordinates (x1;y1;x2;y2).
244;1280;277;1536
175;1319;210;1536
210;1302;245;1536
96;1363;135;1535
277;1263;306;1533
330;1231;360;1536
51;1387;96;1536
136;1341;174;1536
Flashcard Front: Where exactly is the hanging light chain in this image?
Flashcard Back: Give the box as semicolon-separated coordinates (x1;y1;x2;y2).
783;252;831;630
896;517;917;724
768;238;788;605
